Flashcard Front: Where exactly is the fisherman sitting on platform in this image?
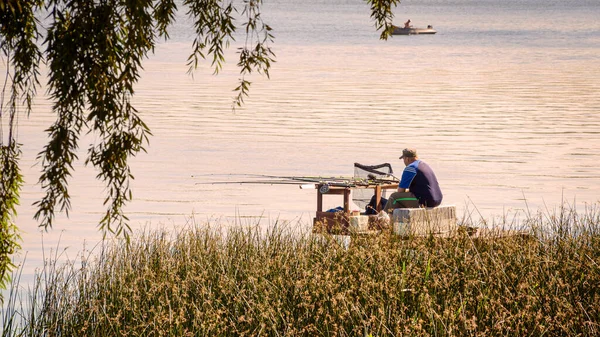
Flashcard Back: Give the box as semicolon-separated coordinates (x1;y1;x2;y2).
382;148;443;213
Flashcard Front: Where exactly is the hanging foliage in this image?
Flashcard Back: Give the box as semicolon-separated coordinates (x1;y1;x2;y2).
0;0;400;290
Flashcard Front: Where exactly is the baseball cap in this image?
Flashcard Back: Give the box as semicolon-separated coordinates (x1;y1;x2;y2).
399;148;417;159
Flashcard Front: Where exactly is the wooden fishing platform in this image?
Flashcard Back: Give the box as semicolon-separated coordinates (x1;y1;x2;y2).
312;182;398;234
311;182;461;237
310;182;530;240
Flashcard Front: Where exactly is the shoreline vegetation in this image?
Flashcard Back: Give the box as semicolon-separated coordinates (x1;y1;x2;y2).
2;203;600;336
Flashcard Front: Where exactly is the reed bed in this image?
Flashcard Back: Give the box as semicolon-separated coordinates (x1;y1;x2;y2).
2;204;600;336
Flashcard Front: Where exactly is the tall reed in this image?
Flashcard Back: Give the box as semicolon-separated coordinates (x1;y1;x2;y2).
2;204;599;336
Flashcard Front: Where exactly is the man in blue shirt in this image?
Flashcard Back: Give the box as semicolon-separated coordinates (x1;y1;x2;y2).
383;148;443;213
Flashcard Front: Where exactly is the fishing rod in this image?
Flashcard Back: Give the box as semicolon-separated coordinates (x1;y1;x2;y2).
195;179;361;187
193;173;357;183
193;172;399;190
196;180;306;185
195;172;399;182
195;177;399;191
194;173;358;183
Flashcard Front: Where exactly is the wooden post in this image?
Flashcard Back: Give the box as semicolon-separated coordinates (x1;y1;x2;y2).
343;188;351;214
317;185;323;212
375;185;382;211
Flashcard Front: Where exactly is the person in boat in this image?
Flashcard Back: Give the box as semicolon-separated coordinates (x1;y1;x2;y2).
404;19;412;29
382;148;443;213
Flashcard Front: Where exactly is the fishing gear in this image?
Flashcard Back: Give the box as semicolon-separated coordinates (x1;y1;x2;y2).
194;174;396;188
193;163;399;196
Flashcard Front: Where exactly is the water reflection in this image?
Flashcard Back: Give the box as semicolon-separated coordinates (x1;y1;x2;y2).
4;0;600;287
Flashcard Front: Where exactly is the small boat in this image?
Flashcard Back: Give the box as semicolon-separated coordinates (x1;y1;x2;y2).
392;25;437;35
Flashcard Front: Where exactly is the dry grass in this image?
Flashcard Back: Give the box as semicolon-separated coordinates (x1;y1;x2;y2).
2;204;600;336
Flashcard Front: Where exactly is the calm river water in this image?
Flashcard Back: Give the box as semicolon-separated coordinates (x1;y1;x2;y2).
3;0;600;284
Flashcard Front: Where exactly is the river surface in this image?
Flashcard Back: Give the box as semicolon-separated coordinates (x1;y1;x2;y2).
2;0;600;285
